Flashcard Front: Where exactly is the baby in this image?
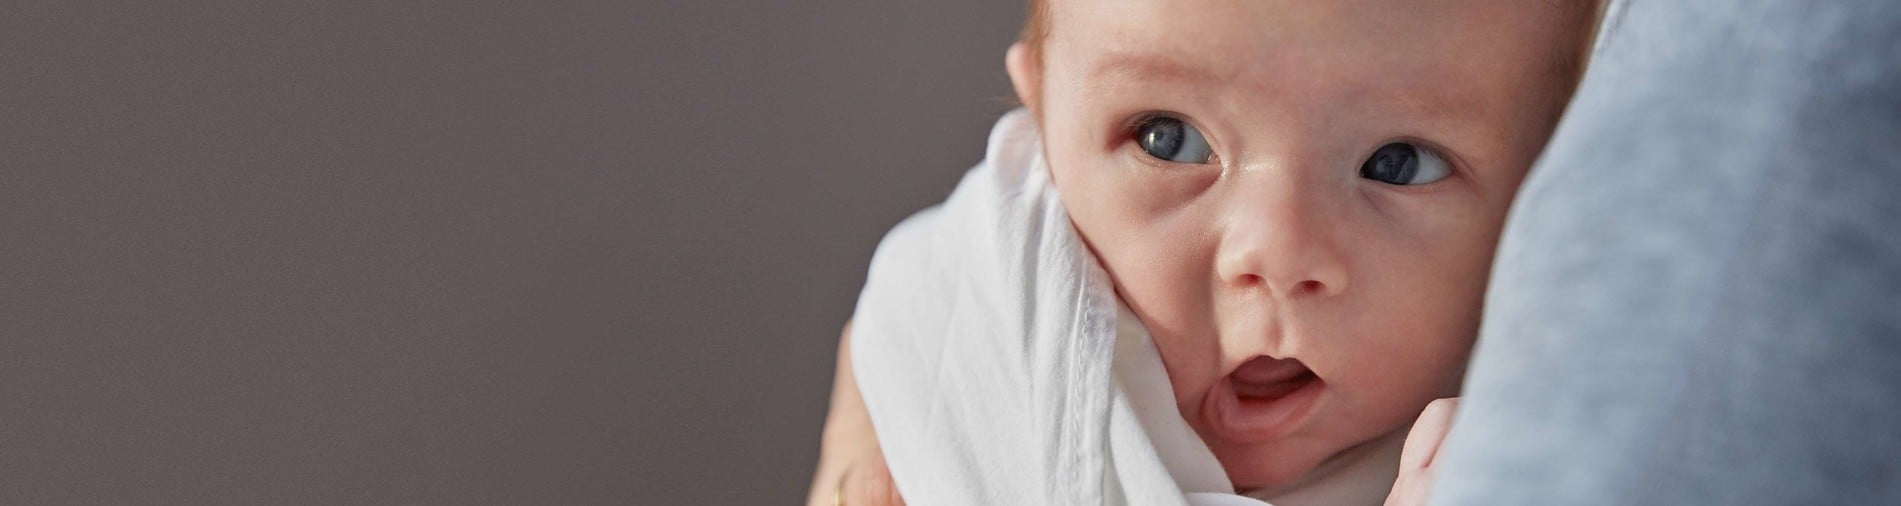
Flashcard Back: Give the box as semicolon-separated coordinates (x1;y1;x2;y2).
815;1;1601;504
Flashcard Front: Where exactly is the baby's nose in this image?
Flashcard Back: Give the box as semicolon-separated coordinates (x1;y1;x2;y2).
1213;182;1349;299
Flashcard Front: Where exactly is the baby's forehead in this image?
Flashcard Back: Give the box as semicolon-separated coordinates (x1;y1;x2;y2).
1044;1;1584;79
1044;1;1583;124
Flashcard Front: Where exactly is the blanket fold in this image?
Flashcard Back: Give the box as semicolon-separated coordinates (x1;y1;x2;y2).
850;109;1258;505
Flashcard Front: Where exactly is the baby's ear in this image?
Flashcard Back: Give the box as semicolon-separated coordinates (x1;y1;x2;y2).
1005;42;1041;116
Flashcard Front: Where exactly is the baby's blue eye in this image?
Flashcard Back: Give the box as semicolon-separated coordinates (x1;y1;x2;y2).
1359;142;1451;185
1135;116;1213;164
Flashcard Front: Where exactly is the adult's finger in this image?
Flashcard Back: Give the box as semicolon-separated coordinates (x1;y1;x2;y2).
840;459;906;506
1387;397;1461;506
1399;397;1460;471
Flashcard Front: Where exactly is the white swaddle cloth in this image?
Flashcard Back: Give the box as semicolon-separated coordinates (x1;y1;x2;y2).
849;109;1271;505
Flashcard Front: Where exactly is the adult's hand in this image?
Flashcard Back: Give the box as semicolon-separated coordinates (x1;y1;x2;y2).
807;323;905;506
1385;397;1459;506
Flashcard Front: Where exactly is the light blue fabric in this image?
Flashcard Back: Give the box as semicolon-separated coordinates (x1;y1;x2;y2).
1432;0;1901;504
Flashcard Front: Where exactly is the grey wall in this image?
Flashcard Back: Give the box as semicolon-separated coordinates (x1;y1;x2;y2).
0;2;1021;503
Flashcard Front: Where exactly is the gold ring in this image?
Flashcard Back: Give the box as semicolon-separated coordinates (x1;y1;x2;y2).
834;465;851;506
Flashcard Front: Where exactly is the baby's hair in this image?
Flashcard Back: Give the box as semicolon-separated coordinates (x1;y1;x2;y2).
1020;0;1050;51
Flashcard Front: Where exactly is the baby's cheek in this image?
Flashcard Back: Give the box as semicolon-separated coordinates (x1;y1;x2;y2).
1052;166;1225;410
1041;131;1231;418
1381;282;1485;397
1334;259;1486;418
1047;148;1218;322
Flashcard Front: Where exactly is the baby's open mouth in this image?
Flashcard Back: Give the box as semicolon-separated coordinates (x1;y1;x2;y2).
1231;355;1318;399
1206;355;1325;443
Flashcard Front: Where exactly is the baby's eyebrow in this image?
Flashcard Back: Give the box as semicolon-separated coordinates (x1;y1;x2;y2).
1088;52;1224;87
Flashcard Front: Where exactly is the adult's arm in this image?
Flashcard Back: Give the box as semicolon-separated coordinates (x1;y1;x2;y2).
1432;0;1901;504
807;323;904;506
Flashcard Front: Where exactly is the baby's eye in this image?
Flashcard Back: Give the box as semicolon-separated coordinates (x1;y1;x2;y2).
1135;115;1214;164
1359;142;1451;185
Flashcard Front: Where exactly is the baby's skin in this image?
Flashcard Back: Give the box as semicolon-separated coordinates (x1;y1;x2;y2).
813;1;1599;504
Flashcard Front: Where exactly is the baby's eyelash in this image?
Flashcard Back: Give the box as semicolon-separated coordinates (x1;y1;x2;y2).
1407;140;1462;174
1122;112;1170;137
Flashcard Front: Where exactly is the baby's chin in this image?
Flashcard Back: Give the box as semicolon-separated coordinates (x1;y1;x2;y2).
1204;431;1337;490
1202;408;1412;494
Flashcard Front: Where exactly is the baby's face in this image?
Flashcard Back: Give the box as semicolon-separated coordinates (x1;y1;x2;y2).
1027;0;1589;491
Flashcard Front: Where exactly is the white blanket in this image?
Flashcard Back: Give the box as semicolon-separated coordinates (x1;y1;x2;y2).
849;109;1267;505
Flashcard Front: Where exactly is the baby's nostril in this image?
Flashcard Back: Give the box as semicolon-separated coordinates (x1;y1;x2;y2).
1292;280;1324;295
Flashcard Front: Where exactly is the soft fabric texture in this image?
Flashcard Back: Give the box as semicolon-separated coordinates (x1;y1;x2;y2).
1432;0;1901;504
850;109;1248;505
851;110;1398;505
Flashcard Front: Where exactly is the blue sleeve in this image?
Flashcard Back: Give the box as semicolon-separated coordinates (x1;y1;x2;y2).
1432;1;1901;504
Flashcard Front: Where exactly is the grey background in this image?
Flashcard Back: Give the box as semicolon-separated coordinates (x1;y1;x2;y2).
1;1;1021;503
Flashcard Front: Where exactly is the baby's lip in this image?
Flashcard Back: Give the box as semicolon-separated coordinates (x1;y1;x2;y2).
1203;355;1324;444
1230;355;1312;386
